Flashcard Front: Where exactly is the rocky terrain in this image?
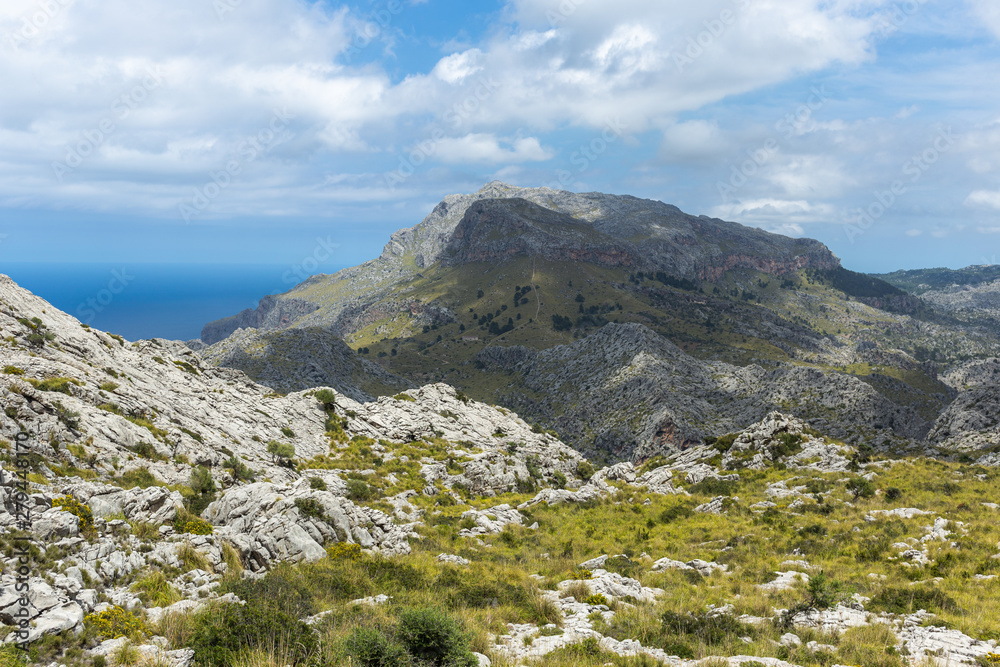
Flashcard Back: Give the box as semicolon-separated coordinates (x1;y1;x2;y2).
4;275;1000;667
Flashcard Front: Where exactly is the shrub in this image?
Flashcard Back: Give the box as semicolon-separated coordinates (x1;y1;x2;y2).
52;495;93;532
344;627;411;667
85;606;149;640
551;470;567;489
314;389;338;411
295;497;327;521
188;598;316;667
2;366;24;375
584;593;609;606
181;518;214;535
117;468;159;489
576;460;595;481
654;611;755;655
397;607;478;667
347;479;374;502
770;432;804;458
846;477;875;500
99;381;119;392
327;542;363;560
223;456;256;483
393;393;416;402
659;502;694;523
806;571;841;609
267;440;295;465
885;487;902;501
309;476;327;491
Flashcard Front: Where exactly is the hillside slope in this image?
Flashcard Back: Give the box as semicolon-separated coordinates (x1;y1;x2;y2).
5;274;1000;667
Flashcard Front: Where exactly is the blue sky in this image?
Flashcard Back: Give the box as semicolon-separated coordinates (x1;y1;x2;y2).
2;0;1000;274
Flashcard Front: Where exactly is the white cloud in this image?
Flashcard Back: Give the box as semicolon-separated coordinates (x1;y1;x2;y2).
708;198;835;228
432;50;484;84
659;120;728;161
905;229;923;236
966;0;1000;37
965;190;1000;210
765;155;855;198
433;134;553;164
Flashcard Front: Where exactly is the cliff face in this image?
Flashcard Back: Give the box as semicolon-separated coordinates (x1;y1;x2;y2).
200;295;319;345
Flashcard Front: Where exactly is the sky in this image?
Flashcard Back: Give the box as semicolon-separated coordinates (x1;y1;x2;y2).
1;0;1000;274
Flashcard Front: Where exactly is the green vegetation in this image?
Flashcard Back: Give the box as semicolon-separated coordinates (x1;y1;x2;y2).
23;376;82;394
52;495;93;532
267;440;296;466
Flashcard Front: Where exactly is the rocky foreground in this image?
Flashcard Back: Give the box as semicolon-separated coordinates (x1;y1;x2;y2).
3;274;1000;667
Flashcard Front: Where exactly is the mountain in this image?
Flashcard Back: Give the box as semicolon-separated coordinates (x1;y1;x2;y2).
198;183;1000;461
877;265;1000;340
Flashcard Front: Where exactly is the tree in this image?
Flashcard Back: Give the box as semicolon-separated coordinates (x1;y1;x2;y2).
267;440;295;466
846;476;875;500
314;389;337;412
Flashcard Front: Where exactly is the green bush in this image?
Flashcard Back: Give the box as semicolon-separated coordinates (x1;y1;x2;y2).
223;456;256;483
397;607;477;667
267;440;295;465
191;568;318;666
806;571;841;609
295;497;327;520
314;389;338;411
347;479;374;502
345;627;411;667
309;476;328;491
576;460;595;481
846;476;875;500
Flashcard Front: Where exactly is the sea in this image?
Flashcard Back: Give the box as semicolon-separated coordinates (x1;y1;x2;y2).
1;263;340;342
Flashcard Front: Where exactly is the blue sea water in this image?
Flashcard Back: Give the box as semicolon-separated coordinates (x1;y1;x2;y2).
1;263;338;342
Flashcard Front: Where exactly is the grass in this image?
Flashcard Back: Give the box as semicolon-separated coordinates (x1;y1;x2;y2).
131;571;182;607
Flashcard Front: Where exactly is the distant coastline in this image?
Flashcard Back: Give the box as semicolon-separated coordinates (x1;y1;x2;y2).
0;263;339;342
